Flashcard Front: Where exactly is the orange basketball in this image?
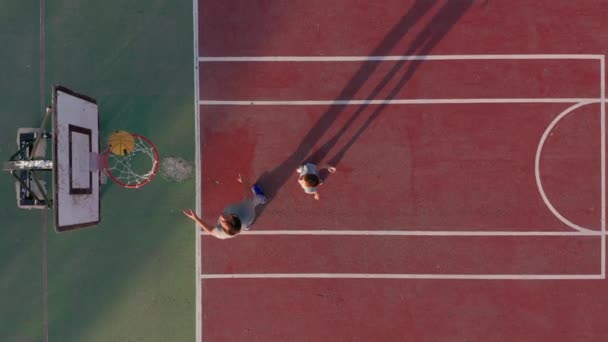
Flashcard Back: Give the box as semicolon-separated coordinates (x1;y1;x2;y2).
107;130;135;156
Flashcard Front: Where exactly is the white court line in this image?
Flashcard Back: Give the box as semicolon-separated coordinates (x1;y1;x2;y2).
200;273;604;280
601;55;606;278
199;98;602;106
39;0;49;340
196;54;607;282
535;101;600;234
198;54;603;62
192;0;202;339
201;230;606;237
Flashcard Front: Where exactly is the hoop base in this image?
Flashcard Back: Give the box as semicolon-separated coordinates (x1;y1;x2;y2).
15;179;48;209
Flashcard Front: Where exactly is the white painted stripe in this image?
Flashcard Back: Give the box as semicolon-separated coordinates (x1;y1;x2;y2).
201;230;605;237
199;98;603;106
198;54;603;62
192;0;202;339
535;101;599;233
601;55;606;278
200;273;604;280
39;0;49;340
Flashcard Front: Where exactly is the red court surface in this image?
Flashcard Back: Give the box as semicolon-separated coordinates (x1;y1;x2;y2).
195;1;608;341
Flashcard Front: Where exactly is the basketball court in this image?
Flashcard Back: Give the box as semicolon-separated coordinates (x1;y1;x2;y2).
195;1;608;341
4;0;608;341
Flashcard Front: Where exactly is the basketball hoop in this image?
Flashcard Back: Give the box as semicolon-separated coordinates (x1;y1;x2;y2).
103;133;159;189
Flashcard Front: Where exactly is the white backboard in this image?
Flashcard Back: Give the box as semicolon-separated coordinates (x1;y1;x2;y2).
52;86;100;232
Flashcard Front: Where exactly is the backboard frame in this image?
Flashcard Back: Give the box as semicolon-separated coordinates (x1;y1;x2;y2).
52;85;101;232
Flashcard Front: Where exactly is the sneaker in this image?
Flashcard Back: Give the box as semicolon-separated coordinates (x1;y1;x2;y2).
251;184;267;204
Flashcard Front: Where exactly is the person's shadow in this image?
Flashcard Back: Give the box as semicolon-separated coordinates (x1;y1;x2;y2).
254;0;474;219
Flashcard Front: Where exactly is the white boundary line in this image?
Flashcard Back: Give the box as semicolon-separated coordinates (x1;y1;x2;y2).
192;0;202;340
200;229;604;279
39;0;48;339
196;54;607;282
198;54;603;62
200;273;604;280
199;98;602;106
232;230;606;237
535;101;599;233
601;55;606;279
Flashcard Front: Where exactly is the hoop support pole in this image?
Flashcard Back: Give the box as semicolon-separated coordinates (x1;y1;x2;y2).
29;106;52;161
29;169;52;207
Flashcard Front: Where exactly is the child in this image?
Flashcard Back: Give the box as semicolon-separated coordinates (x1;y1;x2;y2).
183;174;266;239
297;163;336;200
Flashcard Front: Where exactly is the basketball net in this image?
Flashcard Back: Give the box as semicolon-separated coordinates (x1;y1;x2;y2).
104;133;159;189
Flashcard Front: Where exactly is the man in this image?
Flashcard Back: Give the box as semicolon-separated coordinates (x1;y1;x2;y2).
183;174;266;239
297;163;336;200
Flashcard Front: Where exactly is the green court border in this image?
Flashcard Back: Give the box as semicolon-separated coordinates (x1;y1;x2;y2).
1;1;197;341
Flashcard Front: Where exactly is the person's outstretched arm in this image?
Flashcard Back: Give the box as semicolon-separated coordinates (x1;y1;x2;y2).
320;164;337;173
183;209;215;235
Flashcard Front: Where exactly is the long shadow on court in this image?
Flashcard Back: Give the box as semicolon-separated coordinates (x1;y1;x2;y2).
254;0;474;219
315;1;473;169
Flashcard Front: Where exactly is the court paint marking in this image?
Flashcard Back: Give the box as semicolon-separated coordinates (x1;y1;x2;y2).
192;0;202;340
198;54;603;62
39;0;49;340
198;98;606;238
601;55;606;277
199;98;604;106
197;54;607;282
200;230;605;280
535;101;600;234
219;230;606;236
200;273;604;280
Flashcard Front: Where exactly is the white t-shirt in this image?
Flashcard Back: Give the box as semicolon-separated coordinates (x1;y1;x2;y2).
297;163;321;193
224;199;256;228
209;197;258;239
210;225;236;239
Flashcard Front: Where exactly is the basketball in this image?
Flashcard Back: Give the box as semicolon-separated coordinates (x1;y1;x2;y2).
108;130;135;156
